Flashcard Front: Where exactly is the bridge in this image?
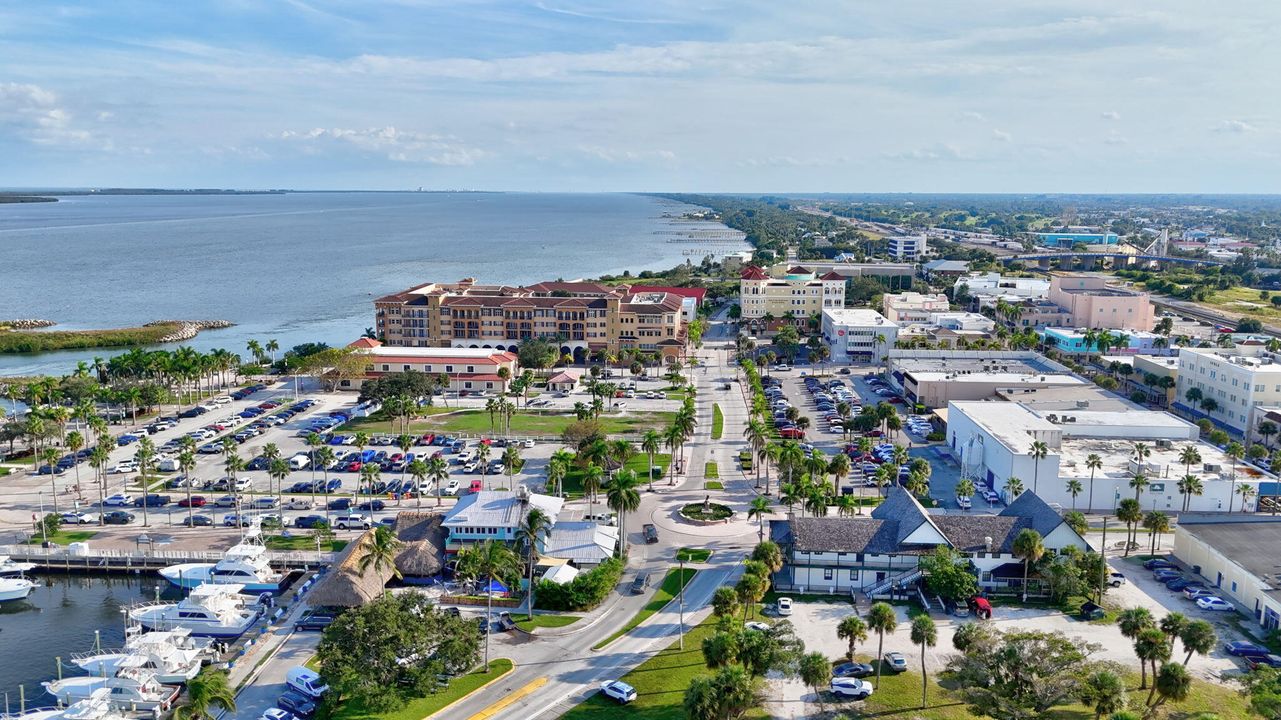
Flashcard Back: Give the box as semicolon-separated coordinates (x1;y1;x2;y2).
1000;252;1227;267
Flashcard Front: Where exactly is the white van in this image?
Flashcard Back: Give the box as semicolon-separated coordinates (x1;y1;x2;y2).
157;457;181;472
288;454;311;471
285;667;329;698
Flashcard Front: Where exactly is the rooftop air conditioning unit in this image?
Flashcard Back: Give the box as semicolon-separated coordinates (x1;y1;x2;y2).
1155;439;1173;449
1076;400;1090;408
1046;414;1059;423
1202;463;1221;473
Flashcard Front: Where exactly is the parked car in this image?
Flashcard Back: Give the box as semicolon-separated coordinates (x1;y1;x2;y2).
1143;558;1178;570
1245;654;1281;671
182;515;214;527
134;494;171;507
883;652;908;672
829;677;874;699
334;514;371;530
356;500;386;512
177;496;207;508
1108;572;1127;587
745;621;770;632
223;514;252;527
103;511;135;525
776;597;793;616
600;681;637;704
1196;596;1235;612
1227;641;1272;656
294;515;327;529
1184;588;1218;602
60;511;95;524
833;662;874;678
327;498;352;511
275;692;316;719
283;498;312;510
103;493;133;507
294;612;336;632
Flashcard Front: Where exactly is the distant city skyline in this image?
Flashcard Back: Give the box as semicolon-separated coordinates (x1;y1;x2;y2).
1;1;1278;193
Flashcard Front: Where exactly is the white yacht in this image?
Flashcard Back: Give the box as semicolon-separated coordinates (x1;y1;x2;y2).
159;536;283;593
6;689;130;720
128;584;261;638
0;576;35;602
43;668;179;710
0;555;36;577
72;632;205;684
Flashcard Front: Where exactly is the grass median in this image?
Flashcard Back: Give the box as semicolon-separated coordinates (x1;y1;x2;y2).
514;614;581;632
565;618;768;720
711;403;724;439
591;567;697;650
329;659;514;720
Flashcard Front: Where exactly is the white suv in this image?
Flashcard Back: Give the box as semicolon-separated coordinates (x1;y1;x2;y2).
334;514;371;530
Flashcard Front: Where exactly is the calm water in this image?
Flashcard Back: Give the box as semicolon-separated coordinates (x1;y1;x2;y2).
0;193;742;376
0;574;183;709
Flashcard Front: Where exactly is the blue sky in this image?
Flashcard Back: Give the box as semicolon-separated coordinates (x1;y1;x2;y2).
1;1;1277;192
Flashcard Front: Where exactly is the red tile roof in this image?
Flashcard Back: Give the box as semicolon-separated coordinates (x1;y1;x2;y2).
740;266;769;280
348;337;382;349
820;270;846;281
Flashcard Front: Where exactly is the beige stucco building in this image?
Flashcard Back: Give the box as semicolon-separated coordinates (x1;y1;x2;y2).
1173;520;1281;632
882;292;950;324
739;265;845;324
1047;274;1154;331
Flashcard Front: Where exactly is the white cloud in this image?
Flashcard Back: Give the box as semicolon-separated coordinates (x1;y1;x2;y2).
278;126;488;165
0;82;94;146
1100;110;1120;120
992;129;1012;142
1213;119;1255;133
576;145;677;164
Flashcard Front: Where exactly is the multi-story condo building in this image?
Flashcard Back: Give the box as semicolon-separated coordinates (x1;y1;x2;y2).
887;235;927;260
821;309;897;362
739;265;845;325
374;278;687;362
882;292;950;324
1175;344;1281;435
1046;273;1154;331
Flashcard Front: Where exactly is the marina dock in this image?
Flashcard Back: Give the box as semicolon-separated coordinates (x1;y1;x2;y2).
0;545;336;575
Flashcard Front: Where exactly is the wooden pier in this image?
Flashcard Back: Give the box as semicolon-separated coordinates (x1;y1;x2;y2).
0;544;336;574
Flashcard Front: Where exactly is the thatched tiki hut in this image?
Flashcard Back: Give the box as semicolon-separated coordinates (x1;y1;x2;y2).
393;512;446;583
306;512;447;607
307;528;393;607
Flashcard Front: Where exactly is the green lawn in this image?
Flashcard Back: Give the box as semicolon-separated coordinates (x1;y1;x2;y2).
329;659;514;720
858;662;1249;720
26;529;97;545
711;403;724;439
263;535;348;552
563;454;671;497
1195;285;1281;322
514;614;582;632
703;461;718;479
675;548;712;563
703;481;723;490
592;568;697;650
351;408;674;438
564;619;768;720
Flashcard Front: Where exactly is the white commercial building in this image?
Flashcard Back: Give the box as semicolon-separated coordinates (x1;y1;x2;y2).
956;272;1051;306
821;308;898;363
927;312;996;333
1173;520;1281;631
947;400;1271;512
887;350;1083;407
1175;345;1281;436
887;235;928;261
882;292;950;323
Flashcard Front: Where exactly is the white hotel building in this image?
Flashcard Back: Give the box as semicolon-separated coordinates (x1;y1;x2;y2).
1175;345;1281;436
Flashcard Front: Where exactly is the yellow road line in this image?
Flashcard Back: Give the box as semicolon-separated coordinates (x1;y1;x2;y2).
464;677;548;720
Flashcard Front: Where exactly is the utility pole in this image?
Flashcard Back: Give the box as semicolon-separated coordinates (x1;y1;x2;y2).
1098;516;1108;604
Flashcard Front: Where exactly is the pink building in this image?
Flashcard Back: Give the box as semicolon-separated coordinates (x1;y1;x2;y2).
1047;274;1153;331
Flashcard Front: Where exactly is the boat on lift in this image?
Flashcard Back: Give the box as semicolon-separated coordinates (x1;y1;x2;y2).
72;631;206;684
5;689;132;720
158;531;283;593
0;576;36;602
128;584;261;638
43;667;180;710
0;555;36;578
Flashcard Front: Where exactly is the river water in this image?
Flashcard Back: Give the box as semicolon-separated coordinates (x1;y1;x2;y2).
0;574;186;710
0;192;745;376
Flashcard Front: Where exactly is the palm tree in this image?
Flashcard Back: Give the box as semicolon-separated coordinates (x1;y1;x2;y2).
136;437;156;526
910;614;937;708
581;462;604;518
179;449;197;525
747;496;771;541
1005;476;1024;501
316;446;336;520
427;457;449;507
1225;441;1245;512
867;602;898;690
66;430;84;502
605;469;641;557
1179;619;1216;666
1134;627;1170;691
1028;440;1048;494
1177;474;1203;512
1013;528;1044;602
760;442;782;496
827;453;850;497
41;446;62;514
1066;478;1083;510
359;462;381;503
306;432;325;507
1143;511;1171;556
356;525;402;584
456;540;519;671
173;668;236;720
268;458;290;507
501;445;522;489
89;444;109;523
1085;453;1103;511
1129;473;1150;502
265;339;279;365
837;615;868;661
1146;662;1192;715
516;508;552;621
1238;483;1257;512
1116;499;1143;556
641;429;662;492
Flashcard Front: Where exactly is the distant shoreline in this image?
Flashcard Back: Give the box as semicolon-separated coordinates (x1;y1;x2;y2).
0;320;234;354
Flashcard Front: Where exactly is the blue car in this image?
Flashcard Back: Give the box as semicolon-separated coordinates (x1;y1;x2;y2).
1226;641;1270;656
117;434;140;446
360;449;377;463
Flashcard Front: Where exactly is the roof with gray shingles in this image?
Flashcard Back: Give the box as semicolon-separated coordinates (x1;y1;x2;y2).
872;487;945;546
999;492;1065;538
933;515;1028;553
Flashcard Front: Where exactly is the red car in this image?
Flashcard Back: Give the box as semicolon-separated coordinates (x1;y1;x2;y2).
779;427;806;439
419;433;435;446
177;496;207;507
346;461;363;472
